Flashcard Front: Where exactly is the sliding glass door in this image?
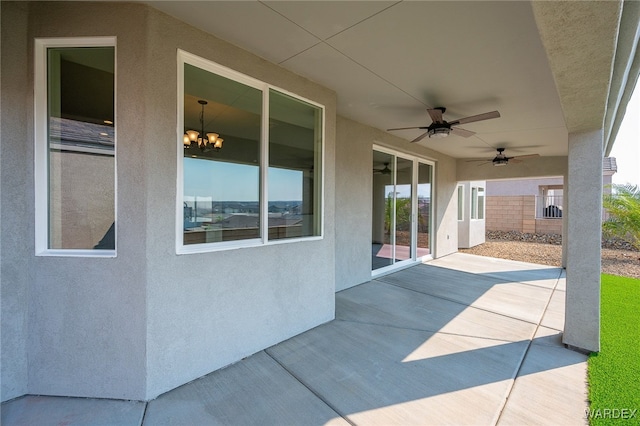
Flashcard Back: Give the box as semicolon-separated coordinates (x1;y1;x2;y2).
372;148;433;275
394;157;413;262
417;162;433;259
371;150;394;270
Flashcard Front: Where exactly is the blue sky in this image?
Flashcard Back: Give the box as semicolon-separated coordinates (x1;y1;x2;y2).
184;158;303;201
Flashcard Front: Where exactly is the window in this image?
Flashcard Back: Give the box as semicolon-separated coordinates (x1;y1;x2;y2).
268;90;322;240
457;185;464;221
471;186;485;220
35;38;116;256
371;147;434;274
177;51;323;253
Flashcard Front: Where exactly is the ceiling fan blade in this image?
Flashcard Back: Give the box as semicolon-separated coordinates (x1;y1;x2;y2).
411;131;430;143
512;154;540;160
466;158;491;162
476;161;492;166
387;126;427;131
449;110;500;126
427;108;443;123
450;127;475;138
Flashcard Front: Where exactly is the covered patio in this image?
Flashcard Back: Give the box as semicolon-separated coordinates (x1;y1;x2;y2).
2;253;587;425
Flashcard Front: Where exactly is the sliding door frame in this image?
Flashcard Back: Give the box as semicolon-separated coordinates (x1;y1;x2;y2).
371;145;435;278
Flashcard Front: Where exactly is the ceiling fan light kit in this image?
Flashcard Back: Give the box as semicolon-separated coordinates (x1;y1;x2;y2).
428;127;450;138
387;106;501;144
467;147;540;166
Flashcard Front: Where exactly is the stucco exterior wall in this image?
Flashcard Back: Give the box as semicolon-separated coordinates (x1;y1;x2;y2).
1;2;337;401
21;2;150;400
335;118;373;291
1;1;31;402
486;177;563;196
334;117;458;292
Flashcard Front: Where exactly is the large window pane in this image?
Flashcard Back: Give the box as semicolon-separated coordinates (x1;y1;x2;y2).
47;46;115;250
477;187;485;220
417;163;432;258
372;151;394;270
183;64;262;245
268;89;322;240
471;187;478;219
178;53;324;251
394;158;412;261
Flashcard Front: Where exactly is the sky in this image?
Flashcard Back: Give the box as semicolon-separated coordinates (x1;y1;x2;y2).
609;85;640;187
184;158;303;201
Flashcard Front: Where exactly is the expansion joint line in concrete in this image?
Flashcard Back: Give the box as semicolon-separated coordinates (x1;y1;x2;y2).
492;274;562;425
140;401;149;425
264;351;357;426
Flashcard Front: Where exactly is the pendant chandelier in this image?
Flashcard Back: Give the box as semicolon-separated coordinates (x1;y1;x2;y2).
183;100;224;151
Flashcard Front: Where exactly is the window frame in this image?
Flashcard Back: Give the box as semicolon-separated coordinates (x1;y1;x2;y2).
457;184;464;221
34;37;118;257
470;185;485;221
176;50;325;255
477;187;485;220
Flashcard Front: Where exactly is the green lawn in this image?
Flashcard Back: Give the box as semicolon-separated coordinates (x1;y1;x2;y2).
587;274;640;425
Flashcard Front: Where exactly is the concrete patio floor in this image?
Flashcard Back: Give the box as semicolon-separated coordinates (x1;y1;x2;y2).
1;253;589;425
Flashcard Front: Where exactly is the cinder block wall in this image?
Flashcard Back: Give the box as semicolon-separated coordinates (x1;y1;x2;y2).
486;196;528;232
535;218;563;234
487;195;562;234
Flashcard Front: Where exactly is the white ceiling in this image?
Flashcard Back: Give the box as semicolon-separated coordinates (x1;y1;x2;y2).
148;1;569;159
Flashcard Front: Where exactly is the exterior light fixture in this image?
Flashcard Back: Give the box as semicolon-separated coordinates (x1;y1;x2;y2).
183;100;224;152
428;127;450;138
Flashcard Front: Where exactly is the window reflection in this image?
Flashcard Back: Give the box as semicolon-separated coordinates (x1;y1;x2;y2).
268;90;322;240
47;46;115;250
417;162;432;258
180;58;323;249
183;64;261;245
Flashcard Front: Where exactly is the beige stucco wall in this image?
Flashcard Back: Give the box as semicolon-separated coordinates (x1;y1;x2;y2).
1;1;31;402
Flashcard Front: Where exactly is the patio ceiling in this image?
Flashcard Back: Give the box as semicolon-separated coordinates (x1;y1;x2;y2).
147;1;627;160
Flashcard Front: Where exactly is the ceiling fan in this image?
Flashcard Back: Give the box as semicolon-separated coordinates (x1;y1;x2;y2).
387;107;500;143
373;162;392;175
467;148;540;166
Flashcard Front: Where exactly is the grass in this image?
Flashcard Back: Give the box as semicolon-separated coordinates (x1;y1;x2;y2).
587;274;640;424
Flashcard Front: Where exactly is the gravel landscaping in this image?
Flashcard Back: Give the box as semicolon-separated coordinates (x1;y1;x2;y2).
460;231;640;279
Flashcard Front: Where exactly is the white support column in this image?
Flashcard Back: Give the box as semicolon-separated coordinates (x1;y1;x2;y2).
564;130;602;353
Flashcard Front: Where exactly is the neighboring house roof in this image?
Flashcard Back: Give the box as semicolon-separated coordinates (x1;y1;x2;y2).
603;157;618;173
221;215;259;228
